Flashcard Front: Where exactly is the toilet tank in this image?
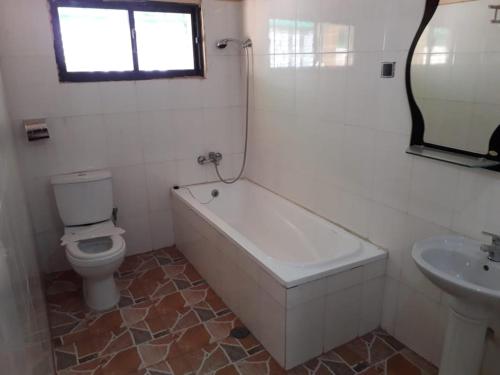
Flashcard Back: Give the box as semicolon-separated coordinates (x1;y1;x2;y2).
51;170;113;226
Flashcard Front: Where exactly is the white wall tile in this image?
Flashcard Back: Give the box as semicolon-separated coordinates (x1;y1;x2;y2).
139;110;177;163
145;161;178;212
111;165;149;217
25;176;61;234
339;125;376;199
56;83;103;117
372;132;412;212
104;112;143;168
259;290;286;366
363;259;386;281
171;109;205;160
118;213;152;255
381;276;399;335
149;210;175;250
286;298;325;369
61;115;108;173
175;158;211;186
99;82;138;115
287;278;326;308
408;158;460;228
359;276;385;335
326;266;363;294
394;283;443;365
324;285;362;351
451;169;499;240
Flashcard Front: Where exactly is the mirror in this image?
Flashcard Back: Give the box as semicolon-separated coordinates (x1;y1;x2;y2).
407;0;500;169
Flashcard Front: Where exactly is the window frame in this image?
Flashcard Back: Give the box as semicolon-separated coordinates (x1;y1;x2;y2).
49;0;205;82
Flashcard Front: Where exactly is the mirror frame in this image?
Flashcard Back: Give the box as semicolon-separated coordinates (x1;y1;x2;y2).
405;0;500;171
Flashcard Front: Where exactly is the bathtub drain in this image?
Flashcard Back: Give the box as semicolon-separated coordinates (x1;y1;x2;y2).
230;326;250;339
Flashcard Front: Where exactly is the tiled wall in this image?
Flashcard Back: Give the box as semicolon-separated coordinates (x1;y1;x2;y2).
242;0;500;372
0;67;53;373
0;0;245;272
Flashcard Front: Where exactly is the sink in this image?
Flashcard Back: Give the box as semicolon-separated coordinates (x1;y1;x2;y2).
412;235;499;375
413;235;500;307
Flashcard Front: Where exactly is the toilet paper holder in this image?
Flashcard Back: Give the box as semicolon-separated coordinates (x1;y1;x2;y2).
24;119;49;141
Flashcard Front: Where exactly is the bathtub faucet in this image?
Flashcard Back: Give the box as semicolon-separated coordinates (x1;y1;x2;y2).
197;152;223;166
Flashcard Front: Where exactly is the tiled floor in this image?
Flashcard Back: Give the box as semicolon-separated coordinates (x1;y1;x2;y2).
46;247;438;375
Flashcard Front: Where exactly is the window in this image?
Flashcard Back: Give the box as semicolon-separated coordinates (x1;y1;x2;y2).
49;0;204;82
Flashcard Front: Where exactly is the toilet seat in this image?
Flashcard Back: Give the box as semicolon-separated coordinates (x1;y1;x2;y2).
66;234;125;261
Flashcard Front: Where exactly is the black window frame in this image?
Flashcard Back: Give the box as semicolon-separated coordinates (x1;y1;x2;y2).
49;0;205;82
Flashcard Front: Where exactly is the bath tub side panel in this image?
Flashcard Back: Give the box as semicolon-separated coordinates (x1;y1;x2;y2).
172;195;287;367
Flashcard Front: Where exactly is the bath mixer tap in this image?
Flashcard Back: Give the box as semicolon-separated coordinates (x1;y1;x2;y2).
197;152;223;166
481;231;500;262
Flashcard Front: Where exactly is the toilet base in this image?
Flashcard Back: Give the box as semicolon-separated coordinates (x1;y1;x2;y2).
83;275;120;311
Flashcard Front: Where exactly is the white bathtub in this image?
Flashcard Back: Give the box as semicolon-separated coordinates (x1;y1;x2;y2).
172;179;387;369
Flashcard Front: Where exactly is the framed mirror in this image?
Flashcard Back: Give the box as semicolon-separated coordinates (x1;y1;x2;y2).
406;0;500;170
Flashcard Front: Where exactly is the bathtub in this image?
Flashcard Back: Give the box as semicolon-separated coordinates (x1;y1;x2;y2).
172;179;386;369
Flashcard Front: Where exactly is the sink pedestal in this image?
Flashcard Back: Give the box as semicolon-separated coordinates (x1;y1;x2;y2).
439;298;488;375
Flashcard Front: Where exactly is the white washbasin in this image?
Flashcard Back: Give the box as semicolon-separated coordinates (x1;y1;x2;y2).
412;235;500;307
412;235;500;375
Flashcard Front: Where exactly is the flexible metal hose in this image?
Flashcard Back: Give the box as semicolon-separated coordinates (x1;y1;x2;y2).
214;46;251;184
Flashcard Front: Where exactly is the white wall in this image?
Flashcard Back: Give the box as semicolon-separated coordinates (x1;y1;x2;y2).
0;0;245;272
242;0;500;371
0;64;53;373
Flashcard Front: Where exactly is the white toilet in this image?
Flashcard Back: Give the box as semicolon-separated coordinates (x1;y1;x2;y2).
51;170;126;311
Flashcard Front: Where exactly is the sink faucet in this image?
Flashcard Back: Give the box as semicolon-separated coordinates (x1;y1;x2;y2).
481;231;500;262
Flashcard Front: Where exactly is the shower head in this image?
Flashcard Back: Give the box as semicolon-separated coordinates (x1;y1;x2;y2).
216;38;252;49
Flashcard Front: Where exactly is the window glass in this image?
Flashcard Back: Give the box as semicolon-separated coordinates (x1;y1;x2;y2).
134;11;195;71
58;7;134;72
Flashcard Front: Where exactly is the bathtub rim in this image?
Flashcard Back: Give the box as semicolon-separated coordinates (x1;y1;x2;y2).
172;179;387;288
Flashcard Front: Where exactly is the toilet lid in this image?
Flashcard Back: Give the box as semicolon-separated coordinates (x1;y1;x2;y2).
66;235;125;260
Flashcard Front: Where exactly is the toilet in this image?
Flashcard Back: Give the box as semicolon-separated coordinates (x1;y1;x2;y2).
51;170;126;311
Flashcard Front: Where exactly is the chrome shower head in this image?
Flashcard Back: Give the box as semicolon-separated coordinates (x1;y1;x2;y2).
216;38;252;49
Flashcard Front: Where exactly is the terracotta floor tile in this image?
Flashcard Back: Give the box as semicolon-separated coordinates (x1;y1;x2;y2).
87;309;125;337
93;347;142;375
369;337;395;364
183;263;203;283
286;365;309;375
145;360;172;375
154;291;188;313
315;363;335;375
216;364;241;375
322;359;354;375
197;345;231;373
376;332;405;351
359;365;385;375
47;247;438;375
174;323;212;355
400;349;438;375
386;353;422;375
334;338;369;366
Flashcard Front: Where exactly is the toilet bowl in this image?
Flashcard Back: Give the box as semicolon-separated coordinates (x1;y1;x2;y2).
51;169;127;311
64;221;126;311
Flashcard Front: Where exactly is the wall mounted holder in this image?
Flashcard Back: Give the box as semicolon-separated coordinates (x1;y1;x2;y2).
24;119;49;141
406;145;500;169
